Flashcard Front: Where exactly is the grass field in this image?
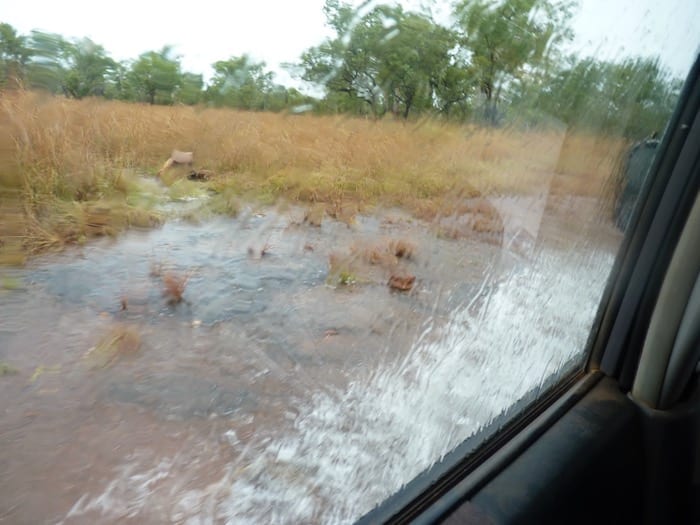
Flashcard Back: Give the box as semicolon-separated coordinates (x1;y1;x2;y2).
0;91;628;263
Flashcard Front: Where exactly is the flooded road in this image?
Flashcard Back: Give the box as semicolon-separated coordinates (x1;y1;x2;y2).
0;196;621;524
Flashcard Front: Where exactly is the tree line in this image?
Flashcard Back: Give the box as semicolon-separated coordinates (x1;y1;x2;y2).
0;25;315;111
0;0;683;138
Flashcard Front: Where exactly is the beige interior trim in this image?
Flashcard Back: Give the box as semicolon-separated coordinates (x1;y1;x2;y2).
632;192;700;409
660;272;700;408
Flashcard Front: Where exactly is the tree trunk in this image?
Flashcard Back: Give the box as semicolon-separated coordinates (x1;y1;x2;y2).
403;100;412;119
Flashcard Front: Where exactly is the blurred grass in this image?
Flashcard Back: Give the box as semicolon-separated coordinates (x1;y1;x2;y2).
84;325;141;369
0;91;627;264
0;361;19;376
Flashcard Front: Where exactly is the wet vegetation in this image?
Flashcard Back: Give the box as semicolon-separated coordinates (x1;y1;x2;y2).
0;0;681;264
161;271;191;304
84;325;142;369
0;91;628;264
0;361;18;376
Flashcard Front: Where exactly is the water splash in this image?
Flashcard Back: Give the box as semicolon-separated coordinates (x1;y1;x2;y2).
63;242;614;524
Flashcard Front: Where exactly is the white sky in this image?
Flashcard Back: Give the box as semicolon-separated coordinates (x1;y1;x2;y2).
2;0;698;87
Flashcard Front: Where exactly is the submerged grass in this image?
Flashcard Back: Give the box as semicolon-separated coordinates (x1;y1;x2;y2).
84;325;142;369
0;361;19;376
1;274;22;290
0;91;628;262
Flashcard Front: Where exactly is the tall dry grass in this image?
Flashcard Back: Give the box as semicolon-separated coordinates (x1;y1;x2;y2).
0;91;628;262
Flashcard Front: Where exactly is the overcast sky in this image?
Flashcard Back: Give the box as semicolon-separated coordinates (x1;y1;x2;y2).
2;0;698;87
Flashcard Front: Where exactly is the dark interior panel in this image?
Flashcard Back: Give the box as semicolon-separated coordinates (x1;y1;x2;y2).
462;377;643;524
440;374;700;525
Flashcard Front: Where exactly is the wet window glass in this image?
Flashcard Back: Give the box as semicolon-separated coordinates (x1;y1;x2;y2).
0;1;697;522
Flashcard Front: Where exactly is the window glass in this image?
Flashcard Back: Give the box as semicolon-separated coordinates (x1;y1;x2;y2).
0;1;697;523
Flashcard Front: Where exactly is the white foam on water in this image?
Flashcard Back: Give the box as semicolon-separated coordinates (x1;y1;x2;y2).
63;243;616;524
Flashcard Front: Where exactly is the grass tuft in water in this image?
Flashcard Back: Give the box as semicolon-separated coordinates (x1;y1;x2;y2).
85;326;142;369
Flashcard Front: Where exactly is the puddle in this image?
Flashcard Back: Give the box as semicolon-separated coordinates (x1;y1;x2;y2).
0;197;621;524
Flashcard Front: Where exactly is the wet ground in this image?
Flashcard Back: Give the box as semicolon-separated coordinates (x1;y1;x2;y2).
0;193;621;524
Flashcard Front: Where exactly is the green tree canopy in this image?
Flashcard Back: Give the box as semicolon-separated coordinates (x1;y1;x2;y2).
24;30;68;93
536;55;681;138
0;23;30;88
128;47;182;104
15;31;116;98
61;38;116;99
207;55;273;109
381;7;465;118
176;72;204;105
453;0;575;123
300;1;469;119
0;7;682;133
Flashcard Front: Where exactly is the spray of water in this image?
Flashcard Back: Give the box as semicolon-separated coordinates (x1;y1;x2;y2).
64;240;613;524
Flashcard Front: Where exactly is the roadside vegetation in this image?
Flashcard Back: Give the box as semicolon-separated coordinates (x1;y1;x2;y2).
0;91;627;263
0;0;681;264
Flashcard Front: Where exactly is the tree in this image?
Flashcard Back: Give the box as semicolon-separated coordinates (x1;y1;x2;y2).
128;47;182;104
299;3;385;117
380;7;465;118
176;72;204;105
431;61;476;119
0;23;30;89
20;31;117;98
537;55;681;138
264;85;316;113
61;38;116;99
206;55;274;110
453;0;575;124
24;30;67;93
103;61;134;101
602;57;681;138
300;1;467;119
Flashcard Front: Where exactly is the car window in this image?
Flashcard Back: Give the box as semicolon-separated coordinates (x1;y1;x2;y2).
0;1;698;523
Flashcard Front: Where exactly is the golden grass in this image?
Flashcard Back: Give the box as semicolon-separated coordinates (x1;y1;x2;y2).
0;91;628;262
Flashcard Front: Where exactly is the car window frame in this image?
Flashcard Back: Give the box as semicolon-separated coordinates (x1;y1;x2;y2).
597;53;700;387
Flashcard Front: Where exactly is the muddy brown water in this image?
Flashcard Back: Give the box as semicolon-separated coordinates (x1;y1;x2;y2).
0;196;621;524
